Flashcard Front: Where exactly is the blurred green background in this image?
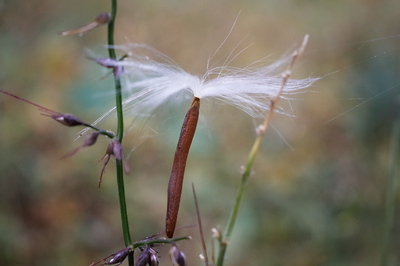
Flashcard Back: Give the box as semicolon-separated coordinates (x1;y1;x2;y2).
1;0;400;265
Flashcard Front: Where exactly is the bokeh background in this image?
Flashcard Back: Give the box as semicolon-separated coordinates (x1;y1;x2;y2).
1;0;400;265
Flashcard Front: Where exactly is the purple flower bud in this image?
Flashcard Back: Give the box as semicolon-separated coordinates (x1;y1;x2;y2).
94;58;125;78
98;140;130;187
105;247;130;265
148;248;159;266
113;65;124;77
61;131;101;159
95;58;120;68
52;114;85;127
169;245;187;266
136;248;150;266
136;247;159;266
89;246;131;266
83;131;100;147
111;140;130;174
95;13;110;24
112;140;123;160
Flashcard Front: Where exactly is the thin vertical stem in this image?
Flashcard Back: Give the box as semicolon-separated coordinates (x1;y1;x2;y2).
108;0;124;141
108;1;133;265
216;111;270;266
381;119;400;266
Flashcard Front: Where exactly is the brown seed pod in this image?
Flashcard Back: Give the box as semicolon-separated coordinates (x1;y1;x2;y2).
166;97;200;238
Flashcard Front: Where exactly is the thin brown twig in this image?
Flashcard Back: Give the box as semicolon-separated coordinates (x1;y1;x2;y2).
192;183;210;266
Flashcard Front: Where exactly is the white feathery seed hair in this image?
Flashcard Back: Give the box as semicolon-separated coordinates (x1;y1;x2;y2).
89;41;318;129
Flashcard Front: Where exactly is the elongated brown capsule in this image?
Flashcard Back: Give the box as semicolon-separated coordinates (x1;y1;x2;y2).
166;97;200;238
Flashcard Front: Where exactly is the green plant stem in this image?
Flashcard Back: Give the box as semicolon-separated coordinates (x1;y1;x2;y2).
108;1;124;141
132;236;191;249
216;135;262;266
217;100;275;266
108;1;133;265
381;119;400;266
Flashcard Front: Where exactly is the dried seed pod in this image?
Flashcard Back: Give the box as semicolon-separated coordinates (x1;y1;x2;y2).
166;97;200;238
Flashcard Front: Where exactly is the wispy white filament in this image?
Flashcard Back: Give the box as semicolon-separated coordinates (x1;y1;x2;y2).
89;42;318;129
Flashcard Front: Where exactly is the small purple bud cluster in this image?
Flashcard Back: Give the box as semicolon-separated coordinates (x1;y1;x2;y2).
136;247;159;266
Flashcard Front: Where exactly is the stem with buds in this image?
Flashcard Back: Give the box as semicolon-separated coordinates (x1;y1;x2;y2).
216;35;310;266
107;1;133;265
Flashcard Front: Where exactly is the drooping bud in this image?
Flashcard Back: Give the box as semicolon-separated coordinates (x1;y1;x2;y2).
0;89;88;127
98;140;130;188
98;142;114;188
89;246;131;266
112;140;123;160
51;114;86;127
62;131;100;158
136;247;158;266
148;248;159;266
136;249;150;266
211;227;221;240
169;245;187;266
105;247;130;265
61;12;110;36
95;13;111;25
136;247;153;266
94;57;124;77
84;131;101;147
111;140;131;174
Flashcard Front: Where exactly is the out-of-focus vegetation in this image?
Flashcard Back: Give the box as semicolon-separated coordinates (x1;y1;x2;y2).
1;0;400;265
